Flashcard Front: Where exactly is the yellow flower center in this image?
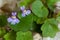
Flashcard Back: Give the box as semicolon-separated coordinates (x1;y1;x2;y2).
12;16;16;18
24;10;26;14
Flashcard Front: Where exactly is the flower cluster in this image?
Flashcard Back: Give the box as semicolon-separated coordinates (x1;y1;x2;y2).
7;6;31;25
20;6;31;17
7;12;20;25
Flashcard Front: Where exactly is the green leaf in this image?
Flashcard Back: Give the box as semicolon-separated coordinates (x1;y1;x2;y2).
32;14;47;24
41;18;59;37
32;0;48;18
19;0;34;6
16;31;33;40
36;18;47;24
56;16;60;22
0;15;7;27
10;14;33;31
0;27;6;37
4;31;16;40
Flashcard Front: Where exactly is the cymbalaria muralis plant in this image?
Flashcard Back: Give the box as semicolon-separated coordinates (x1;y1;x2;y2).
0;0;60;40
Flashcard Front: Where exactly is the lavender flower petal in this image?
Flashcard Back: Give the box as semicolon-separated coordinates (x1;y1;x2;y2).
7;17;13;23
7;17;20;25
11;21;16;25
26;10;31;15
22;13;26;17
20;6;25;11
15;18;20;23
11;20;16;25
11;18;20;25
12;12;17;16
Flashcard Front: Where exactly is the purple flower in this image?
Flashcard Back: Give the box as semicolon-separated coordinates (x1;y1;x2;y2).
22;10;31;17
20;6;31;17
12;12;17;16
7;12;20;25
7;17;20;25
22;13;26;17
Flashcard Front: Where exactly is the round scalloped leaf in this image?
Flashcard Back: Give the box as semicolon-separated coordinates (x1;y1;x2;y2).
41;18;59;37
32;0;48;18
16;31;33;40
4;31;16;40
